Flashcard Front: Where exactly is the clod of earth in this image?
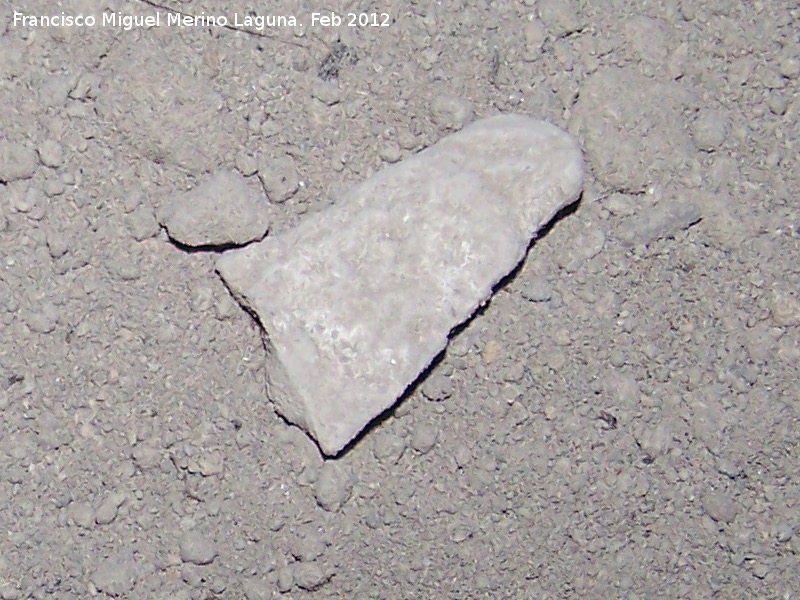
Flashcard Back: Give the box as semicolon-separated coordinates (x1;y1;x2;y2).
217;115;584;456
158;170;269;248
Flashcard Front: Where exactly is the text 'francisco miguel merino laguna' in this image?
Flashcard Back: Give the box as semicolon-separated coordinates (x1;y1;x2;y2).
13;11;297;31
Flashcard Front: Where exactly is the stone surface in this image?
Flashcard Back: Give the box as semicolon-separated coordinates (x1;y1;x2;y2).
158;170;269;248
217;115;583;455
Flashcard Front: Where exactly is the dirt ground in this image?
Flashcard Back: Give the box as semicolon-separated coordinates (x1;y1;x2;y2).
1;0;798;598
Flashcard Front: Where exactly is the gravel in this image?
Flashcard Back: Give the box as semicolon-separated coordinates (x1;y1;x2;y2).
1;1;798;597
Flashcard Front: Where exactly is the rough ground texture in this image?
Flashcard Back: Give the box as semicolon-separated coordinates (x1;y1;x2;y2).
158;170;270;248
0;0;798;598
217;116;583;457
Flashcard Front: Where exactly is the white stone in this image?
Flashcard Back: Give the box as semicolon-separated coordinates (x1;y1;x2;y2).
217;115;583;455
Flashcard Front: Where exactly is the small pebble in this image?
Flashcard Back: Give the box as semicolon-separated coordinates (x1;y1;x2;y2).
46;230;70;258
311;81;341;106
131;444;161;471
290;526;327;561
16;187;47;220
107;256;141;281
420;369;452;401
615;198;701;247
159;170;270;247
609;349;626;368
481;339;502;365
70;501;95;528
410;422;438;454
179;531;217;565
519;276;553;302
750;561;771;579
774;520;794;543
39;75;74;107
126;206;159;241
625;16;671;68
602;193;637;217
679;2;697;20
637;421;673;455
378;144;402;163
43;179;65;196
236;154;259;176
0;142;38;182
37;140;64;168
770;288;800;327
767;92;788;116
195;451;224;477
258;156;300;203
276;568;293;593
703;491;739;523
95;493;125;525
537;0;582;36
714;457;743;479
430;96;474;131
214;294;238;321
91;558;136;596
260;120;282;138
571;67;693;192
523;18;547;59
371;433;407;464
314;462;354;512
70;72;100;99
692;109;728;151
181;565;203;586
779;54;800;79
294;562;332;591
452;442;472;468
242;577;271;600
22;305;58;334
559;226;606;271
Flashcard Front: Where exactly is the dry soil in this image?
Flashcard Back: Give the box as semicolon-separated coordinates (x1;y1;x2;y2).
0;0;799;598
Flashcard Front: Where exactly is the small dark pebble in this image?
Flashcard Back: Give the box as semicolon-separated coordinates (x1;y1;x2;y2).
318;42;358;81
